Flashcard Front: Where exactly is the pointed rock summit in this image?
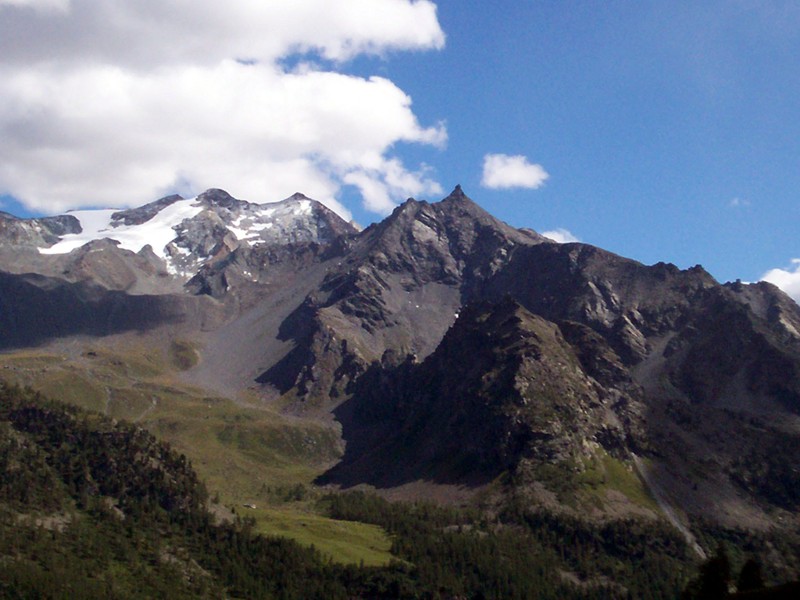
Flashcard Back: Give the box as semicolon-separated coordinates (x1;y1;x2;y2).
286;192;311;201
447;183;467;199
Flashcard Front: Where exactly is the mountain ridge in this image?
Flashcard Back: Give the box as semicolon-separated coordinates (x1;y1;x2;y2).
0;185;798;540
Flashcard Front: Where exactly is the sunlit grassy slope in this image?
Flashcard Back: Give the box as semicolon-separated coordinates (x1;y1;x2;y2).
579;451;660;512
250;505;394;567
0;342;394;567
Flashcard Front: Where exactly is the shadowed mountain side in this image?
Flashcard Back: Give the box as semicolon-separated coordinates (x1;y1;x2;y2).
317;298;641;489
0;271;219;350
483;240;800;414
478;241;800;522
482;242;719;364
625;282;800;528
255;296;321;393
667;283;800;415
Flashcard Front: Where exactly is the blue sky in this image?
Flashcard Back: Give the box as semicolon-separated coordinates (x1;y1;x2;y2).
1;1;799;297
368;1;800;289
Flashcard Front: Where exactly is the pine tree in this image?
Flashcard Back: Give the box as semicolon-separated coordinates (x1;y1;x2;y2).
736;558;764;593
698;544;731;599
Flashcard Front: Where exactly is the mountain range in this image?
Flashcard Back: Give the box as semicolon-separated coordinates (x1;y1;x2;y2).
1;185;799;583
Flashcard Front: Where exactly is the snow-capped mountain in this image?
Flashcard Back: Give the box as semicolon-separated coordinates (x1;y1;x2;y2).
1;188;357;285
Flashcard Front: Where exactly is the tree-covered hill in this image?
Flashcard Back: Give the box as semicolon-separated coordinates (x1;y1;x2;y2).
2;382;798;599
0;382;356;598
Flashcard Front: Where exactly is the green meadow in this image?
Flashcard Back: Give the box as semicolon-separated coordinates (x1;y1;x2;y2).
0;343;394;567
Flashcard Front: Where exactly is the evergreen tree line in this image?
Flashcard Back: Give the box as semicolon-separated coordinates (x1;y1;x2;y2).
681;544;800;599
2;381;799;598
322;490;693;599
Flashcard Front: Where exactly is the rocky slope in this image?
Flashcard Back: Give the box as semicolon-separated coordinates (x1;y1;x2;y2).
319;298;644;489
255;185;547;402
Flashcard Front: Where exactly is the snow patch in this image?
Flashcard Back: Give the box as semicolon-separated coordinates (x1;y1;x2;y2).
257;207;277;219
228;225;250;241
40;198;202;259
229;220;274;241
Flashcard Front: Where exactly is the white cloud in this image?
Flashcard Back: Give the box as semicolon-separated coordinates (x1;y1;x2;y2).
761;259;800;303
344;158;442;214
542;228;580;244
481;153;549;190
0;1;446;219
0;0;68;12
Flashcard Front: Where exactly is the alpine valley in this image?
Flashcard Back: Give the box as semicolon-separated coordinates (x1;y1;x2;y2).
1;186;799;598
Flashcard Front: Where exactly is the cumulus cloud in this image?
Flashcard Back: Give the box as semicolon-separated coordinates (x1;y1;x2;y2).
542;228;580;244
761;259;800;303
0;0;446;218
344;158;442;215
481;153;549;190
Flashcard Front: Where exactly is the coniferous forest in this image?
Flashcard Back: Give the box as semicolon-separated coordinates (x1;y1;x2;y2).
1;381;798;599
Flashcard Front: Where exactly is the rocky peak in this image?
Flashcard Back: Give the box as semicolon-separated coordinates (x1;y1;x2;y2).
286;192;311;202
265;188;560;404
446;183;467;199
343;187;543;286
0;212;82;247
196;188;239;209
110;194;184;227
437;185;547;242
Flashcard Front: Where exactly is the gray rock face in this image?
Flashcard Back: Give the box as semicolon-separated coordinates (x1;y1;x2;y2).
256;187;548;402
319;298;644;488
174;189;356;285
0;212;82;247
110;194;184;227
